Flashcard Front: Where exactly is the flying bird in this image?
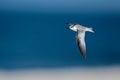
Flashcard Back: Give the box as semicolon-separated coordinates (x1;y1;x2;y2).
68;23;94;58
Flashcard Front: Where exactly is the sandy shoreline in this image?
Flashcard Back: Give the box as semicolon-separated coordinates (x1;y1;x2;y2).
0;66;120;80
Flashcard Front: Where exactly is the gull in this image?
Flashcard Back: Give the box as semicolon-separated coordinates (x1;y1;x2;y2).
68;23;94;58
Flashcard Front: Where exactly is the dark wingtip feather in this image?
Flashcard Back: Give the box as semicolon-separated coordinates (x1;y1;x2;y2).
82;53;86;59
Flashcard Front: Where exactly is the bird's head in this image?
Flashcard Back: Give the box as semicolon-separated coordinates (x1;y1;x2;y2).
66;23;77;32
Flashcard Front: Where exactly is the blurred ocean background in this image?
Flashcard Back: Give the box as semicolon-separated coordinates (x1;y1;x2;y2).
0;0;120;80
0;0;120;69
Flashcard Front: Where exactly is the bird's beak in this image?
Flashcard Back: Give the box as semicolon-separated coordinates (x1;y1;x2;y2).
66;22;71;29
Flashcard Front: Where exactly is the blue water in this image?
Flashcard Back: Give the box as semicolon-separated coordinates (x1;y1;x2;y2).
0;10;120;69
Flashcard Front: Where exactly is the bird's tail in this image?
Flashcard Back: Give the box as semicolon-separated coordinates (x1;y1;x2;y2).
86;27;94;33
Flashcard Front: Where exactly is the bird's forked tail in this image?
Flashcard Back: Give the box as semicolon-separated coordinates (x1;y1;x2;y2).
86;28;94;33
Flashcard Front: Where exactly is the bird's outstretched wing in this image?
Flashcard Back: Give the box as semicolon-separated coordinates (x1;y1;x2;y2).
76;30;86;58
